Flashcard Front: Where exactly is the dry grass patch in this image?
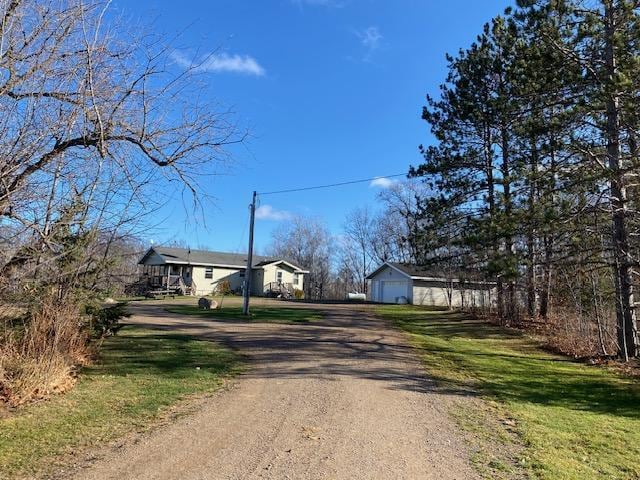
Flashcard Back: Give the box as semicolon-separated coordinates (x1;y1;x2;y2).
0;297;90;407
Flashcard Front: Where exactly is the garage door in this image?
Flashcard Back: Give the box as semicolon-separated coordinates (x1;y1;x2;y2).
381;280;408;303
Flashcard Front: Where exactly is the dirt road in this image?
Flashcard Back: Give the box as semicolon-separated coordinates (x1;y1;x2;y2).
73;301;477;480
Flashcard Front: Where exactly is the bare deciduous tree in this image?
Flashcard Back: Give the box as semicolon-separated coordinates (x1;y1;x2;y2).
341;207;376;294
267;216;333;300
376;182;429;263
0;0;244;293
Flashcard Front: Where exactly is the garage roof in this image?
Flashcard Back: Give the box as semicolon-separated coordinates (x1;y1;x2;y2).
366;262;441;280
367;262;492;284
387;263;443;279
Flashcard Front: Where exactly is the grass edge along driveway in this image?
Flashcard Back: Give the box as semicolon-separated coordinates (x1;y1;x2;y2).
376;305;640;480
0;326;241;479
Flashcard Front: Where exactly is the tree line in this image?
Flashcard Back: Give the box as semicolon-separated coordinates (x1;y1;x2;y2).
409;0;640;360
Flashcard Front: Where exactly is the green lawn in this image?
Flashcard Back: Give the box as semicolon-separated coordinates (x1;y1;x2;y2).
376;305;640;480
0;327;241;479
165;305;323;323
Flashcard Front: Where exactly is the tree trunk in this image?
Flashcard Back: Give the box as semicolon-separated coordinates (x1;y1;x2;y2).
527;135;539;317
501;124;515;324
362;249;367;294
539;234;553;319
539;134;557;320
604;0;638;359
483;123;503;318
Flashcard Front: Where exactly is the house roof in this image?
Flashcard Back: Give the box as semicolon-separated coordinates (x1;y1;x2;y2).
367;261;492;284
139;246;307;271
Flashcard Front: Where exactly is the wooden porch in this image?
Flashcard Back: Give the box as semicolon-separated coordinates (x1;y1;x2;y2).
265;281;294;299
140;264;197;295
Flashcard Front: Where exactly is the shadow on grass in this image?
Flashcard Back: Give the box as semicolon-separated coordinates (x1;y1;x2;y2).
165;306;322;324
88;327;239;379
389;308;640;420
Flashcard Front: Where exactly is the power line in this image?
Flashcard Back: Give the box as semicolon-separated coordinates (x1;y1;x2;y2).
258;173;412;196
243;171;421;313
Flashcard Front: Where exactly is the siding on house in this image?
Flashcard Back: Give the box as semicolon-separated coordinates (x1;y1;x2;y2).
190;266;209;295
191;263;305;297
260;262;304;292
191;265;246;296
251;268;265;295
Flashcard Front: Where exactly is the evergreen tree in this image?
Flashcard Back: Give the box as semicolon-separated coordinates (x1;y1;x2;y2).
413;0;640;358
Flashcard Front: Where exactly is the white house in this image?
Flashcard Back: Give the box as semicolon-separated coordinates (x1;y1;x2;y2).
138;246;308;297
366;262;495;308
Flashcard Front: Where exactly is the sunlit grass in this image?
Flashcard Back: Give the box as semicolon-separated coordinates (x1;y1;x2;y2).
0;327;241;479
377;305;640;480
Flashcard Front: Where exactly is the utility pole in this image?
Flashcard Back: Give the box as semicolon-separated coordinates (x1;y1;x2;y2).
243;191;257;315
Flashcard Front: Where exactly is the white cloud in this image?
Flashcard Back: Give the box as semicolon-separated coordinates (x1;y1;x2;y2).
170;50;265;76
369;176;397;189
359;26;382;50
355;26;383;61
255;205;293;221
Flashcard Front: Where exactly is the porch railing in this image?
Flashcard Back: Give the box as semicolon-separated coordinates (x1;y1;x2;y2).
266;282;294;298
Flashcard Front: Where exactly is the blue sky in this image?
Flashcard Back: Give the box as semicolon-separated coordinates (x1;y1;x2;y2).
117;0;512;253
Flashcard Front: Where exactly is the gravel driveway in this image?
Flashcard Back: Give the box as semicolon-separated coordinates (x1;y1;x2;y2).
73;301;478;480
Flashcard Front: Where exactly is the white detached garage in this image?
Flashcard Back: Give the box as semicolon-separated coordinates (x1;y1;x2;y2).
367;263;412;304
366;262;495;309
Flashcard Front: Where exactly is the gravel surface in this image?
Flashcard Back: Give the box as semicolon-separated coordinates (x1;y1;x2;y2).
72;301;478;480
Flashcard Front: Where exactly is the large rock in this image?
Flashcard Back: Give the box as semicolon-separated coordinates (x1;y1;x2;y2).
197;298;219;310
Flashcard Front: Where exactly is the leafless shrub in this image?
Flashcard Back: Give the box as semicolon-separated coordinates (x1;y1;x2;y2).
541;309;617;359
0;293;90;407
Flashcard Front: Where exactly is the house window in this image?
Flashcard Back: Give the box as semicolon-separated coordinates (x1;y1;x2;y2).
205;267;213;279
293;273;299;285
277;270;283;283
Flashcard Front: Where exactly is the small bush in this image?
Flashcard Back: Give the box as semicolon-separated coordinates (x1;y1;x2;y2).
85;302;130;338
294;289;304;300
217;280;232;296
